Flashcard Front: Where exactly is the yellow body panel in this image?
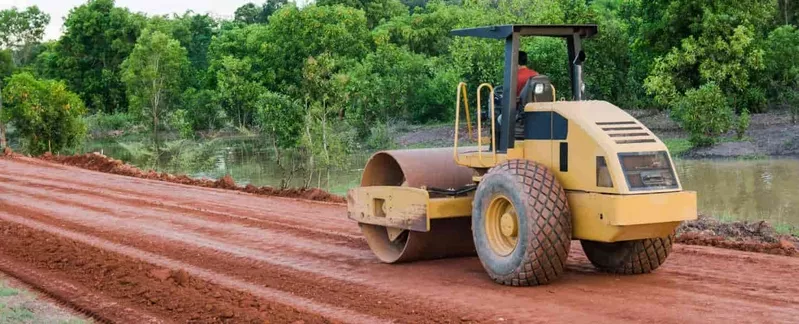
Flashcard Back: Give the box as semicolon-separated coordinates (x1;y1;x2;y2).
569;191;696;241
524;100;681;194
347;186;472;232
455;146;524;169
349;99;697;243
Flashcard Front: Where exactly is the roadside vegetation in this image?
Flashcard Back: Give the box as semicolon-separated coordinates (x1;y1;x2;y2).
0;0;797;168
0;279;88;323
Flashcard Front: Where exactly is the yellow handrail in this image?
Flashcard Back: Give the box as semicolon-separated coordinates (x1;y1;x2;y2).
551;84;557;102
476;83;496;165
453;82;472;163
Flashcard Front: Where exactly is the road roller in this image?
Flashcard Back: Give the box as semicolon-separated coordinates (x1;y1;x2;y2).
346;25;697;286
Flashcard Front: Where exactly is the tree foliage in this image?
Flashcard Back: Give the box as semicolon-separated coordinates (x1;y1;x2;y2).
0;49;14;148
0;6;50;65
234;0;288;24
763;25;799;123
317;0;408;29
42;0;144;114
121;28;189;145
671;83;733;147
7;0;799;157
1;72;86;154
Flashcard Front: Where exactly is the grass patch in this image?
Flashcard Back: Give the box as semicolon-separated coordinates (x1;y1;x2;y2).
775;223;799;237
736;154;768;161
662;138;693;157
0;283;17;297
0;303;35;322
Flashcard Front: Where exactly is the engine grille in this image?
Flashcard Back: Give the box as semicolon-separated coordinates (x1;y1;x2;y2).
596;121;656;144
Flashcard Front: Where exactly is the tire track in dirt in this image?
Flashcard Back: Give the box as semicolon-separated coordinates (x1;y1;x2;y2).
0;179;370;263
2;157;799;323
0;160;357;237
0;212;381;323
0;181;480;322
0;172;364;248
0;256;164;323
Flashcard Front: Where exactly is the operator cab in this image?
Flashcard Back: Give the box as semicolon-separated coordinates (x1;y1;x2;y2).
451;25;597;152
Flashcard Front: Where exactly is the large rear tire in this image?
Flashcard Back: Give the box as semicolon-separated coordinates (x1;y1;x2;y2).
580;235;674;274
472;160;572;286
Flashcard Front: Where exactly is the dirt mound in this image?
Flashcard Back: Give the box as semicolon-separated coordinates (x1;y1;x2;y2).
3;146;17;157
676;215;798;256
37;152;345;204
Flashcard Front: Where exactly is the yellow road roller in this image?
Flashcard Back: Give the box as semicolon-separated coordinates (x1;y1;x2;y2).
347;25;697;286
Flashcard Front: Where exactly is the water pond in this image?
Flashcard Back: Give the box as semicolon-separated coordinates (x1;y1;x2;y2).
83;136;799;228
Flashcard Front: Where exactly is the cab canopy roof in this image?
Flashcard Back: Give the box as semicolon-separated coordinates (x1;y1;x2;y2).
450;24;598;39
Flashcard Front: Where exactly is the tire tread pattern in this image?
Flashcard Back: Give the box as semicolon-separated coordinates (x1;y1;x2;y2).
485;160;572;286
583;235;674;275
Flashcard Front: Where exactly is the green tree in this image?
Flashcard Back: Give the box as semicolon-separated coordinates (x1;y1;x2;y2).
1;72;87;154
181;88;224;131
235;3;267;24
317;0;408;29
778;0;797;26
256;91;303;149
763;25;799;123
671;83;734;146
121;29;189;151
234;0;287;24
44;0;145;113
372;1;461;56
262;5;371;94
0;50;14;148
0;6;50;66
215;56;265;128
207;24;273;89
638;0;775;59
645;25;765;112
301;54;355;187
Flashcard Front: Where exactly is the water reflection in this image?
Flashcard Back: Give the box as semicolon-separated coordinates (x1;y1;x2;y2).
677;159;799;226
83;137;799;226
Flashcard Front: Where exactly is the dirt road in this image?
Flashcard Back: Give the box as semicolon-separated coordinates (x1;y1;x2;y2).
1;157;798;323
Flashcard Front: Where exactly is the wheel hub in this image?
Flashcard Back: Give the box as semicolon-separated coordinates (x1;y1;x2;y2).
500;212;518;237
485;195;519;256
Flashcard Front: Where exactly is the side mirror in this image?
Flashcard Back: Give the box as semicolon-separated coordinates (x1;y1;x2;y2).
573;50;586;66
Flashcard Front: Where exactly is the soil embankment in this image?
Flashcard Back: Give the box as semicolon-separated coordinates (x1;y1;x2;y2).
38;151;345;203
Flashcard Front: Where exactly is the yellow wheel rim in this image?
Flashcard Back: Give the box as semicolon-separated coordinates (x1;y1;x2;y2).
485;194;519;256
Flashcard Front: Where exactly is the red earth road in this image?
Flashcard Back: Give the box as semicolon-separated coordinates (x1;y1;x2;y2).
1;156;798;323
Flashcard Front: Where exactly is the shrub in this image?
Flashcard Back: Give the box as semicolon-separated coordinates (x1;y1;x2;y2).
671;83;733;147
85;111;136;133
736;109;750;140
169;109;193;139
366;122;395;150
256;91;303;149
1;72;87;154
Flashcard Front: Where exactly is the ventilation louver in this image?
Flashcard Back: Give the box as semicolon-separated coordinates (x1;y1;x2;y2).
596;121;656;144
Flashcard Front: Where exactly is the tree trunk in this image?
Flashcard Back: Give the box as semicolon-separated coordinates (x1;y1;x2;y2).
322;99;329;162
784;0;790;25
304;99;315;188
0;82;6;149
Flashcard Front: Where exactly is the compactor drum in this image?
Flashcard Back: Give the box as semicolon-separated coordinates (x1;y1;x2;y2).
347;25;697;286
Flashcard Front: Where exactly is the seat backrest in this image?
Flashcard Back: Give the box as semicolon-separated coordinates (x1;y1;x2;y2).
518;75;554;107
515;75;554;140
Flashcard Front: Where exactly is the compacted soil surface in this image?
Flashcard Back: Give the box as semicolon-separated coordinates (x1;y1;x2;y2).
1;156;798;323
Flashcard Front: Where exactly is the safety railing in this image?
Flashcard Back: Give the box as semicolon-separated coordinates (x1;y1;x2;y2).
453;82;471;164
454;82;497;165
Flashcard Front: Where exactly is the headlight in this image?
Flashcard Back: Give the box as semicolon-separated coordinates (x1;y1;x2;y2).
534;83;544;94
618;151;678;190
